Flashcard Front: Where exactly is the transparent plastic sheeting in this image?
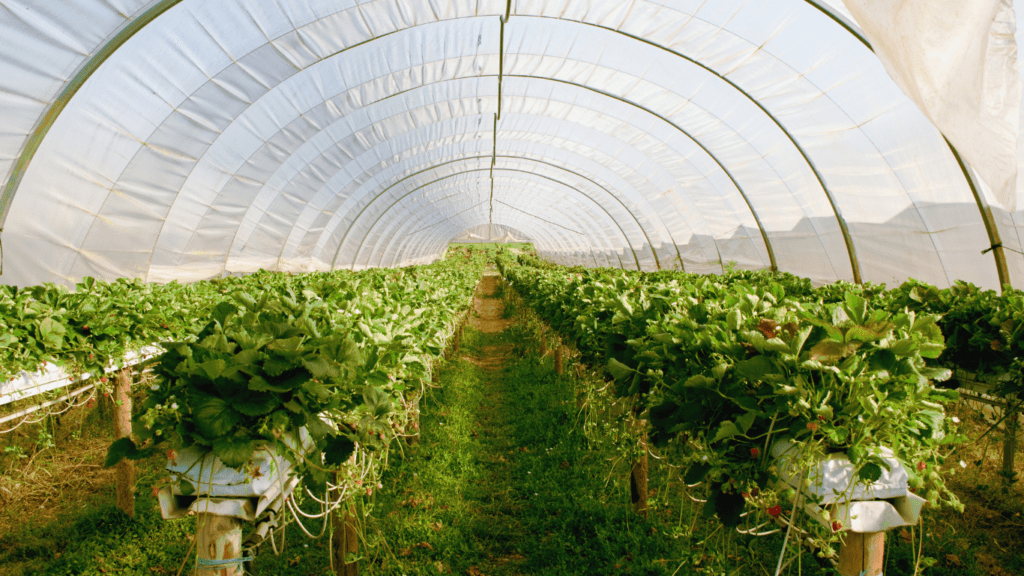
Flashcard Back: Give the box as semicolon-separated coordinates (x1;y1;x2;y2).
0;0;1022;290
846;0;1022;212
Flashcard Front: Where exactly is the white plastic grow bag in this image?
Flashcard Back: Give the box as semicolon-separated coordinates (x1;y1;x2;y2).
157;431;310;522
771;439;925;532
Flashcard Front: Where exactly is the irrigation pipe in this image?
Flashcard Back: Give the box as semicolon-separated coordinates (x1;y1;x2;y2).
0;384;95;431
285;492;331;539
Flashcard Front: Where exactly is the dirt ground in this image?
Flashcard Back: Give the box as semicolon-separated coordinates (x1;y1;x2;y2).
472;269;510;335
0;402;122;536
468;269;512;375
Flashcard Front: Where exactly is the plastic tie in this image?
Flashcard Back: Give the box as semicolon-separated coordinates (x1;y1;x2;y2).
982;243;1024;256
981;243;1003;255
197;555;253;569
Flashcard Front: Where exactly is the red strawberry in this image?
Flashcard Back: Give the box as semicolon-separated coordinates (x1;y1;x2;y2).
750;447;760;458
767;505;782;517
99;376;108;383
831;520;843;532
917;462;927;472
806;422;819;432
742;492;750;499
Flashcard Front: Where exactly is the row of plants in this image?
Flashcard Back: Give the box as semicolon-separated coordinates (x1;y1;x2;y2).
0;250;484;386
98;248;487;499
496;250;965;556
1;247;487;497
519;252;1024;394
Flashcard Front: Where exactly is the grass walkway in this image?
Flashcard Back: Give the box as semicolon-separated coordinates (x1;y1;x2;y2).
366;274;676;575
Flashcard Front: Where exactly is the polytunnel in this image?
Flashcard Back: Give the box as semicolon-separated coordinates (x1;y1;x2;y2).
2;0;1024;289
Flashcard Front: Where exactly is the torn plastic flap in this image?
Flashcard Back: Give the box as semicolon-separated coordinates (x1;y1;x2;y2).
802;493;928;533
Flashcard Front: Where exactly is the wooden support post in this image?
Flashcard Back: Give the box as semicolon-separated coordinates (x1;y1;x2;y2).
332;504;359;576
538;339;547;357
837;531;885;576
554;347;563;375
1004;409;1019;484
114;369;135;518
406;393;420;447
195;513;244;576
630;433;648;517
432;363;440;384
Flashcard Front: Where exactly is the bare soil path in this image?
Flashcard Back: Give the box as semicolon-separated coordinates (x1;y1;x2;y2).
473;267;510;334
469;267;512;375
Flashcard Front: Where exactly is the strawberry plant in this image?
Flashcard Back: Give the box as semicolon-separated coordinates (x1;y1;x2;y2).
104;291;369;490
98;253;486;491
497;252;966;555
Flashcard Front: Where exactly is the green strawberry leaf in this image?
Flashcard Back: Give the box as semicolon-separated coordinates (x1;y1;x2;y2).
710;420;742;444
198;359;226;380
607;357;634;382
104;437;153;468
213;434;255;469
232;392;279;417
193;395;242;439
323;435;356;467
857;462;883;484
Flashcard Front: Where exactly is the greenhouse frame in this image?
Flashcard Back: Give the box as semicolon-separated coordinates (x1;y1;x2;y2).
2;0;1023;289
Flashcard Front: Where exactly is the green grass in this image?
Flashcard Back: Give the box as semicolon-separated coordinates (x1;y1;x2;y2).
366;326;685;575
0;461;195;576
361;313;832;576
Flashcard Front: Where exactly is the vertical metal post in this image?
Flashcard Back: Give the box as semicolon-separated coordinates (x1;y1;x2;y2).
948;140;1013;291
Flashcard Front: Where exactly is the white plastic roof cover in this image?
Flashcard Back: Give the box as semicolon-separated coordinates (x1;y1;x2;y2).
845;0;1021;212
1;0;1024;289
